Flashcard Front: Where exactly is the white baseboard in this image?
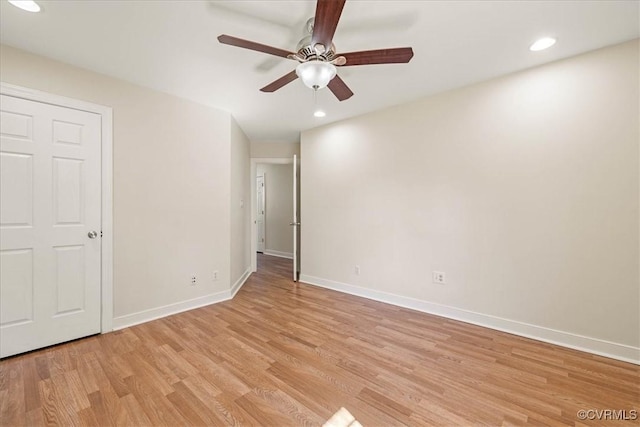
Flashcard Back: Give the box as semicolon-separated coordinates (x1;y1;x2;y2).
299;274;640;365
113;268;252;330
231;267;252;298
112;291;231;330
263;250;293;259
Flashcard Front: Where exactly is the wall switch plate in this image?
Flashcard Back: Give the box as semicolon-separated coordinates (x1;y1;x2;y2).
213;271;218;281
355;265;360;276
432;271;446;284
191;276;197;285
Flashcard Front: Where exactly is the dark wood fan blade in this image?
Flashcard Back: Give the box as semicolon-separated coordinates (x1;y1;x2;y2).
218;34;294;59
339;47;414;66
311;0;346;51
260;71;299;92
327;75;353;101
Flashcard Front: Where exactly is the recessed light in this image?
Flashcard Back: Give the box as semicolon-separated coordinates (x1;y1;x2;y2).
314;110;326;118
8;0;40;12
530;37;556;51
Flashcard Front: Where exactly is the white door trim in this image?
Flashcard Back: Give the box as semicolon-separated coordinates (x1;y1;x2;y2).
250;157;293;273
1;82;114;333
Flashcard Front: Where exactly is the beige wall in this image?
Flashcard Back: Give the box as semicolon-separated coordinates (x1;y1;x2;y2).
0;45;242;320
230;117;251;285
257;163;294;256
251;141;300;158
301;40;639;360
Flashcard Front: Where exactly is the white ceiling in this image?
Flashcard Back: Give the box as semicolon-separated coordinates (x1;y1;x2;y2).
1;1;638;143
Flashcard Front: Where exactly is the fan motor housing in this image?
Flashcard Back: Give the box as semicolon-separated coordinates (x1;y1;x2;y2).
296;34;336;62
298;44;336;62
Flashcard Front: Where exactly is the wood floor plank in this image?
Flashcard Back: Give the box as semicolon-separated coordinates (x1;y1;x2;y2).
165;381;224;425
234;393;307;427
118;393;153;427
118;350;173;396
180;373;223;402
22;358;41;412
1;253;638;426
122;375;184;426
2;361;25;426
178;351;252;400
94;354;130;398
63;370;91;411
357;386;413;424
77;405;101;427
213;391;264;426
24;408;44;426
33;356;50;381
38;378;77;426
86;391;115;427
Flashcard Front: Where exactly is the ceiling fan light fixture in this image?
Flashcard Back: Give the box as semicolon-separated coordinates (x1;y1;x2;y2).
217;0;413;102
296;61;337;90
7;0;40;12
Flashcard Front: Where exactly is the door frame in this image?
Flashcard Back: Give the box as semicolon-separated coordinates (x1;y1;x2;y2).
250;157;293;273
1;82;114;333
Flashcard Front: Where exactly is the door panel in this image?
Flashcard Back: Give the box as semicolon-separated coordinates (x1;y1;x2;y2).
53;157;84;224
0;152;33;226
53;245;85;315
53;120;83;145
0;94;101;357
292;155;300;281
0;249;33;326
256;175;265;252
0;110;32;140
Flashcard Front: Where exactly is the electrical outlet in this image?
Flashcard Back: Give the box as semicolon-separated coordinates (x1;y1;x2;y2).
213;271;218;281
432;271;446;284
191;276;197;285
355;265;360;276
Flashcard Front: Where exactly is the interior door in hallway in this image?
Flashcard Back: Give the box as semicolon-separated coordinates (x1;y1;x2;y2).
256;174;265;252
0;94;102;357
292;155;300;281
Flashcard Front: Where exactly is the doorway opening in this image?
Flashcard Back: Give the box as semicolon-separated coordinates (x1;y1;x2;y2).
250;157;300;280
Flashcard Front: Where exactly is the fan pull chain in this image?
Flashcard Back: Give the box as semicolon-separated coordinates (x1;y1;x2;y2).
313;88;326;117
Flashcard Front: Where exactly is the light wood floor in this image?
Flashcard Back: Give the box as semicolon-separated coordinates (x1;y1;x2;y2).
1;254;638;426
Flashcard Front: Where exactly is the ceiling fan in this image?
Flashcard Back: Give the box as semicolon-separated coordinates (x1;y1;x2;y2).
217;0;414;101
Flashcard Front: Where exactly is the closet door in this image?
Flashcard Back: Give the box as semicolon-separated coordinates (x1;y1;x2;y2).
0;94;102;357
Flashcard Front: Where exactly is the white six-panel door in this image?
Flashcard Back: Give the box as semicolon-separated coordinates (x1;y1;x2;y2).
0;94;102;358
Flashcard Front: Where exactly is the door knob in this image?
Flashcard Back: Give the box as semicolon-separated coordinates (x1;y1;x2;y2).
88;231;98;239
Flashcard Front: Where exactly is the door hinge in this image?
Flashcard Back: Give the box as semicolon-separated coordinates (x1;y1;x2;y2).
100;231;103;237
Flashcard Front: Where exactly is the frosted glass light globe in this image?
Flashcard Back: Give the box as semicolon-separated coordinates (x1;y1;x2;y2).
296;61;337;90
